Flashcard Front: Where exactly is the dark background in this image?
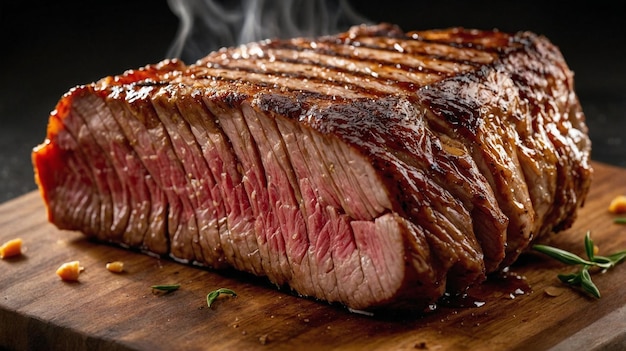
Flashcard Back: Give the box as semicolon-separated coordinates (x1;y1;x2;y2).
1;0;625;204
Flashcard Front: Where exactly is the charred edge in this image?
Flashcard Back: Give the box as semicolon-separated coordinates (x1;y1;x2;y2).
255;94;307;120
222;92;250;109
507;31;545;54
133;81;171;87
418;86;483;137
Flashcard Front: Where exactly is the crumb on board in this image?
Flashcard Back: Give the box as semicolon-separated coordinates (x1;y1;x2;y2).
414;341;428;349
0;238;22;259
56;261;84;281
608;195;626;214
258;334;270;345
106;261;124;273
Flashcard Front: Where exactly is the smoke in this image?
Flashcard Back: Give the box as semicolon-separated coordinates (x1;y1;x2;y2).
166;0;372;63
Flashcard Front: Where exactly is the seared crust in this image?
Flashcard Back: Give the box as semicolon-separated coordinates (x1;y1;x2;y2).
32;23;592;311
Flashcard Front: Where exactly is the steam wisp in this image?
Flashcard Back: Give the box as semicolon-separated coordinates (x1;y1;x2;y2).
166;0;371;63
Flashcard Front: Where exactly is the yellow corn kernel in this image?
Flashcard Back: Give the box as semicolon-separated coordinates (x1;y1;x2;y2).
608;195;626;214
106;261;124;273
56;261;83;281
0;238;23;259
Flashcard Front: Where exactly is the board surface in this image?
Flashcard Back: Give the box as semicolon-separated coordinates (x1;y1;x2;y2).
1;161;625;351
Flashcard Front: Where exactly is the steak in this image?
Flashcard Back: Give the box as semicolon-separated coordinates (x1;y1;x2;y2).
32;23;592;312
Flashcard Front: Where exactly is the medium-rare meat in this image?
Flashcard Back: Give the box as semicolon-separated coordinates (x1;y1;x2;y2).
32;23;593;312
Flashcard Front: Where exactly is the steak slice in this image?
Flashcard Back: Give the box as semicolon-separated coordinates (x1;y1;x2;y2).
32;23;592;312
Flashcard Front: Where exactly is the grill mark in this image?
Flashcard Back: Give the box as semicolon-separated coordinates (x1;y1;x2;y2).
321;33;502;62
346;36;498;65
355;43;483;66
183;69;375;100
197;65;389;98
377;36;497;52
187;74;355;108
194;38;493;98
208;65;406;98
245;49;443;89
271;40;478;75
403;30;513;52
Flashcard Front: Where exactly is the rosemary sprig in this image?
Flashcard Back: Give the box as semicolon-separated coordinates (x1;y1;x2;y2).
207;288;237;308
533;231;626;298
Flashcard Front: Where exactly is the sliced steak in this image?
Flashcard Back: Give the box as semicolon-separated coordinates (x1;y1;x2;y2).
32;23;592;312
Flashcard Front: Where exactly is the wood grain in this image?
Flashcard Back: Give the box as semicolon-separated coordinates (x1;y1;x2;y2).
1;161;625;351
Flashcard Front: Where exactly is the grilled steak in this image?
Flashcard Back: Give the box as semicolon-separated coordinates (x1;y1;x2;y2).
32;23;592;312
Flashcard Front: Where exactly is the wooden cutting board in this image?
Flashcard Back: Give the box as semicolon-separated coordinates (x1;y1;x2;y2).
1;161;625;351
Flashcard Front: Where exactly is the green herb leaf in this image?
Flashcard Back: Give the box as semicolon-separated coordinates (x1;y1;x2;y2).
557;273;580;285
584;231;595;260
606;250;626;265
207;288;237;308
580;267;601;298
151;284;181;292
533;231;626;299
614;218;626;224
590;255;614;269
532;244;594;266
